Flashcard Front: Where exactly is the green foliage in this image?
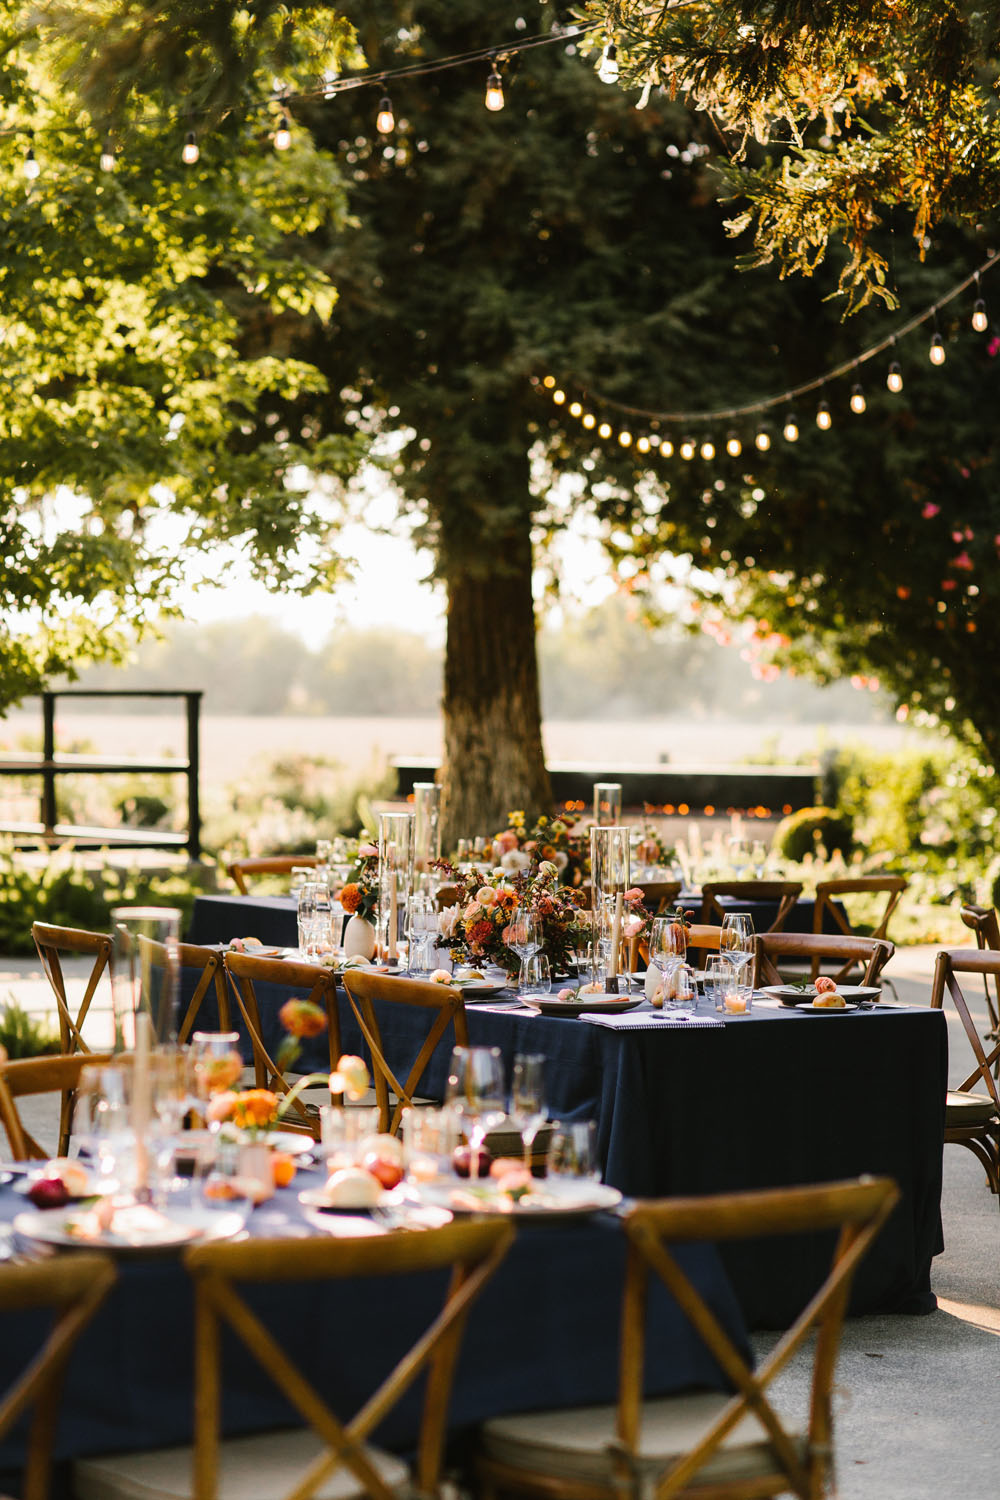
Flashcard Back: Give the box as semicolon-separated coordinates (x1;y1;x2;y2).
0;997;61;1059
774;806;853;862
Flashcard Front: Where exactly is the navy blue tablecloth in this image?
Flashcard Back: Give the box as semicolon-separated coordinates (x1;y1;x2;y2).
0;1183;746;1468
186;895;947;1329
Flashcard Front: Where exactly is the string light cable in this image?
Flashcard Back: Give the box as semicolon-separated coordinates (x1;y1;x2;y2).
538;251;998;437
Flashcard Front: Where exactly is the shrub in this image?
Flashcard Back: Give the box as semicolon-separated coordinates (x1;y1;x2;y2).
774;806;853;862
0;997;61;1058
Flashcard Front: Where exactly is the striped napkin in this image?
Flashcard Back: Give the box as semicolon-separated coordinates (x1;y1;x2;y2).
581;1009;724;1030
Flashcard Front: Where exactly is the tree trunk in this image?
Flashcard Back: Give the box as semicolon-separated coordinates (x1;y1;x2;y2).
440;524;551;849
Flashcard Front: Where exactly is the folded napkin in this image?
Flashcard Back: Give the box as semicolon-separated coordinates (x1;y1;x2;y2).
581;1010;724;1030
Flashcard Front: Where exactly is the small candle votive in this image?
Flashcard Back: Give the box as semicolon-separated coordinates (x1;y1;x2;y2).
723;985;753;1015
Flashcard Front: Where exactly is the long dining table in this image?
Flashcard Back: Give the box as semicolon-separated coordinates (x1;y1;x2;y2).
187;894;948;1330
0;1177;747;1474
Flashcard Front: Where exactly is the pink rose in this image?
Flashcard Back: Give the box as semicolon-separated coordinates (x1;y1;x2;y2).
623;915;644;939
557;987;574;1001
476;886;497;906
495;830;519;854
624;888;645;903
464;900;482;922
358;842;377;858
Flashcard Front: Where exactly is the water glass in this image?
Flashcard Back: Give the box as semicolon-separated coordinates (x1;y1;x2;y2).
297;881;333;957
510;1054;547;1169
547;1121;600;1182
401;1106;458;1182
521;953;552;999
704;959;728;1013
720;912;754;976
320;1104;380;1172
445;1046;507;1150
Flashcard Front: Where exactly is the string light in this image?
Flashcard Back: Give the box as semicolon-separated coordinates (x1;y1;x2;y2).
376;95;395;134
680;437;695;460
887;360;903;393
582;412;596;429
568;400;583;417
700;438;715;459
23;132;39;179
783;412;799;442
636;435;650;453
99;134;115;171
929;331;946;366
619;430;633;447
661;438;674;457
181;130;199;164
274;112;292;150
598;421;612;438
726;431;742;456
598;44;619;83
552;388;566;404
542;375;556;389
816;399;832;430
850;382;866;414
484;63;504;112
972;297;988;332
754;424;771;451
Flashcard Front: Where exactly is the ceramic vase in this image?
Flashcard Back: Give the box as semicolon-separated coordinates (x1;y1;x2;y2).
344;914;377;961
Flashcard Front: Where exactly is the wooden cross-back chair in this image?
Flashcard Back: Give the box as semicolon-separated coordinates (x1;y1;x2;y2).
634;881;683;915
699;881;804;933
222;953;341;1139
811;877;908;982
930;948;1000;1197
31;922;112;1059
754;933;894;992
137;937;231;1043
341;970;468;1135
959;903;1000;1048
226;855;318;896
1;1253;117;1500
0;1051;115;1161
74;1220;513;1500
477;1176;899;1500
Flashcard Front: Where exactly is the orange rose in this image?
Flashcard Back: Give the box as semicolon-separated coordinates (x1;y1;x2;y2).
340;883;362;914
231;1089;279;1130
279;997;328;1039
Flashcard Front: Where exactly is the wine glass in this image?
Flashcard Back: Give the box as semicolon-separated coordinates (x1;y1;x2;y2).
719;912;755;984
510;1054;547;1172
647;915;686;998
508;909;541;990
444;1046;507;1167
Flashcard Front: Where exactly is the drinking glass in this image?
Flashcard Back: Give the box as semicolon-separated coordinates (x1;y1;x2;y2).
547;1121;600;1182
320;1104;381;1172
647;915;686;1003
444;1046;507;1155
720;912;755;983
77;1061;134;1195
400;1106;458;1182
520;954;551;999
407;892;437;975
510;1054;547;1171
190;1031;243;1118
704;959;728;1013
507;910;542;989
111;906;182;1048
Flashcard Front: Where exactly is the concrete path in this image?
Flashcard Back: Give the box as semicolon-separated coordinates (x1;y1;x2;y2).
1;944;997;1497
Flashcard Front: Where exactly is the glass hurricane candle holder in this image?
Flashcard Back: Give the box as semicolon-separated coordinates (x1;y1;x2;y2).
593;782;623;826
378;811;415;965
110;906;182;1050
590;827;630;982
412;782;442;883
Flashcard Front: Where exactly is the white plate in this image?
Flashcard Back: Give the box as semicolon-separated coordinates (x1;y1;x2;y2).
177;1129;315;1159
525;995;642;1018
457;981;509;999
12;1203;246;1252
762;985;880;1005
793;1000;861;1014
227;943;282;958
402;1178;622;1219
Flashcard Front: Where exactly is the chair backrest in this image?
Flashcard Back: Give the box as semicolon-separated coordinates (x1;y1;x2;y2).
226;855;317;896
636;923;723;972
0;1051;115;1160
617;1177;899;1498
341;971;469;1135
754;932;894;990
633;880;683;915
929;948;1000;1107
0;1252;117;1500
138;937;231;1042
31;922;112;1056
700;881;804;932
958;904;1000;1037
812;877;908;978
222;953;341;1134
186;1218;512;1500
434;883;461;911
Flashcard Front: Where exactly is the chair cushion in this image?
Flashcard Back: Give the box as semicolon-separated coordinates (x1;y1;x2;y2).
74;1427;409;1500
946;1090;998;1126
480;1393;806;1488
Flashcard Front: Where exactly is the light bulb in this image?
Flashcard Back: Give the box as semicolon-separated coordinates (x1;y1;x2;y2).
485;66;504;112
598;422;612;439
582;413;596;429
23;144;39;180
700;439;715;460
619;430;632;447
887;361;903;393
100;135;115;172
182;131;199;164
783;414;799;442
929;332;945;365
661;439;673;457
973;298;988;333
568;401;582;418
598;44;620;84
816;400;832;430
636;436;650;453
376;96;395;134
850;382;866;414
680;438;695;460
726;432;742;457
754;426;771;451
552;389;566;404
542;375;556;388
274;113;292;150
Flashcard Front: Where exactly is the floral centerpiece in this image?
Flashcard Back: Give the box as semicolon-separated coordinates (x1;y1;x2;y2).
492;811;589;886
437;858;590;976
337;841;379;922
633;824;676;871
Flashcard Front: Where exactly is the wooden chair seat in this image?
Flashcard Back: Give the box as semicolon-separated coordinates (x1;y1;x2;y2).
946;1090;998;1127
481;1394;808;1492
75;1426;409;1500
